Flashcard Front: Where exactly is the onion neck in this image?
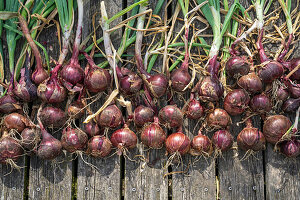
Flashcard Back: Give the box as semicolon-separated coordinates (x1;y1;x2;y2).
256;29;269;63
278;34;294;62
181;23;189;70
207;55;219;75
245;118;253;128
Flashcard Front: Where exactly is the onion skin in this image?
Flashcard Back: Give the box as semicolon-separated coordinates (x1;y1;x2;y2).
21;128;40;151
250;93;272;113
84;121;101;137
276;86;289;101
96;105;123;129
0;132;24;164
68;100;85;119
224;89;250;116
146;74;168;98
60;62;85;92
282;98;300;113
32;68;49;85
133;105;155;127
263;115;292;144
140;118;166;148
237;120;265;151
85;67;111;93
207;108;231;129
279;139;300;158
185;98;204;120
165;132;190;155
258;61;284;83
198;76;224;102
225;56;250;77
158;105;183;129
190;132;213;156
4;113;31;133
212;130;233;151
171;67;191;92
237;72;263;94
86;135;112;158
0;93;22;114
61;127;88;153
37;76;67;103
39;106;67;129
37;130;62;160
119;67;142;95
110;125;137;151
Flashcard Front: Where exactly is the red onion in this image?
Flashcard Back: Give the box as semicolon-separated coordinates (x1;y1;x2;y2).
207;108;231;129
21;128;40;151
212;129;233;152
282;98;300;113
96;105;123;129
190;131;213;156
282;58;300;81
0;131;23;164
4;113;31;133
165;132;190;155
111;124;137;154
83;52;111;93
263;115;292;144
61;127;88;153
171;66;191;92
276;86;289;101
250;93;272;113
0;82;22;114
224;89;250;116
284;79;300;98
279;138;300;158
84;121;101;137
140;117;166;148
258;61;284;83
86;135;112;158
118;67;143;95
133;105;154;127
237;72;263;94
68;100;85;119
225;56;250;77
158;105;183;129
185;94;204;120
39;106;67;129
237;119;265;151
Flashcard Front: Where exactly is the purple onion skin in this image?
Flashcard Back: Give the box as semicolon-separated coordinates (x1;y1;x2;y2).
68;100;85;119
237;121;265;151
0;93;22;114
207;108;231;129
250;93;272;113
158;105;183;129
13;67;37;102
282;98;300;113
141;119;166;148
21;128;40;151
225;56;250;78
37;130;62;160
4;113;31;133
258;61;284;83
86;135;112;158
280;139;300;158
39;106;67;129
0;133;24;164
37;76;67;103
96;105;123;129
190;133;213;156
147;74;168;98
32;67;49;85
224;89;250;116
237;72;263;94
171;67;191;92
276;86;289;101
119;67;143;95
110;125;137;150
165;132;190;155
84;121;101;137
133;105;155;127
285;58;300;81
263;115;292;144
285;80;300;98
61;127;88;153
60;62;85;91
186;98;204;120
198;76;224;102
212;130;233;152
84;65;111;94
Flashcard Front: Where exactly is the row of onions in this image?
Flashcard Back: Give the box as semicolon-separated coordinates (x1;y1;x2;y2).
0;0;299;170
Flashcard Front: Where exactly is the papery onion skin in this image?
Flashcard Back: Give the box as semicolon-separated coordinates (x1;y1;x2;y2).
185;98;204;120
37;77;67;103
60;63;85;90
4;113;31;133
212;130;233;151
279;139;300;158
0;94;22;114
39;106;67;129
85;67;111;93
96;105;123;129
141;118;166;148
225;56;250;78
68;100;85;119
84;121;101;137
110;125;137;149
86;135;112;158
237;72;263;94
250;93;272;113
37;129;62;160
21;128;40;151
263;115;292;144
190;133;213;156
282;98;300;113
147;74;168;98
61;127;88;153
165;132;190;155
119;67;143;95
171;67;191;92
133;105;155;127
258;61;284;83
0;133;24;164
158;105;183;129
224;89;250;116
207;108;231;129
276;86;289;102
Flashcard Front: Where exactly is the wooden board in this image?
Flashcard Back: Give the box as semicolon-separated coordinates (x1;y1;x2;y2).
76;0;122;199
0;157;25;200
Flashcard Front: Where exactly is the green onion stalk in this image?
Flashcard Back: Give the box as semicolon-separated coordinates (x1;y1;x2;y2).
193;0;239;102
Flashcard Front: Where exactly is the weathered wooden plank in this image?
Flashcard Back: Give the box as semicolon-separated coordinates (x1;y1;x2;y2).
0;157;26;200
218;116;265;200
123;0;169;199
77;0;122;199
